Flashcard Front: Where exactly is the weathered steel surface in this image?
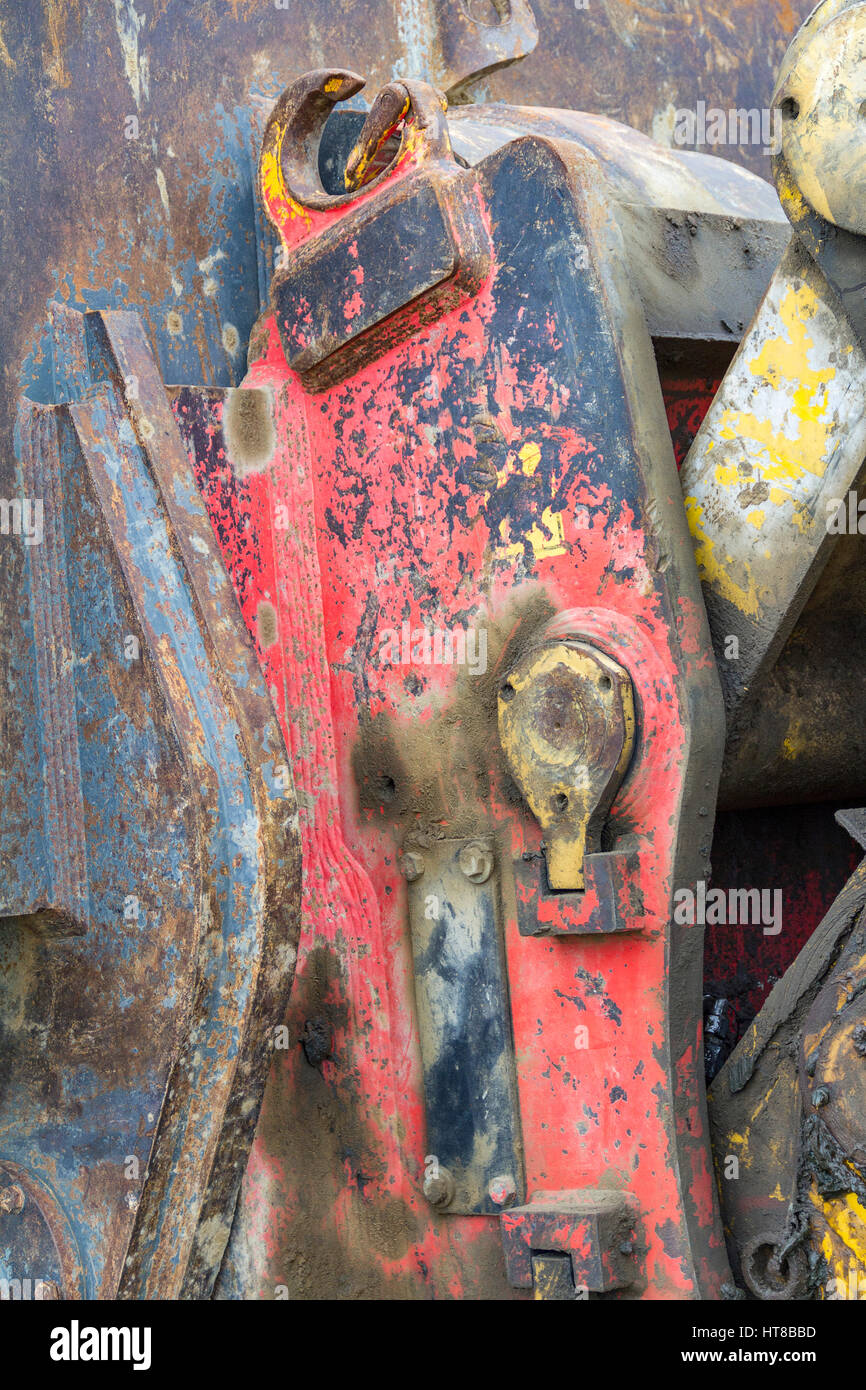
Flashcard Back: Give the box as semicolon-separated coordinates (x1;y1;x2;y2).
709;859;866;1299
0;0;839;1305
1;306;300;1299
404;836;524;1216
501;1189;638;1294
681;238;866;712
681;1;866;810
197;67;744;1301
0;1;815;473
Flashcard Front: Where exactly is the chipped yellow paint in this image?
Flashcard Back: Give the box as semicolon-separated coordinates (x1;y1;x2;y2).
782;720;807;760
776;165;823;256
813;1188;866;1278
519;442;542;475
260;123;312;237
746;509;765;530
685;497;760;618
498;511;567;562
713;462;740;487
792;500;815;535
712;283;835;488
495;442;567;562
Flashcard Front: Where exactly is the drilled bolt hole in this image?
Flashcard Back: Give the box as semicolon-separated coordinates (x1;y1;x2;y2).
552;792;569;813
599;675;612;690
500;681;516;702
780;96;800;122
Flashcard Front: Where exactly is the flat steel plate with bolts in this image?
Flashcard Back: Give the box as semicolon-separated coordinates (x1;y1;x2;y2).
402;836;524;1215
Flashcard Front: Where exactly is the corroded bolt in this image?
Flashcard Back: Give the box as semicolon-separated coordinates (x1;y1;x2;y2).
853;1023;866;1057
400;851;425;884
811;1086;831;1108
488;1174;517;1207
0;1185;25;1215
423;1166;455;1209
458;841;494;885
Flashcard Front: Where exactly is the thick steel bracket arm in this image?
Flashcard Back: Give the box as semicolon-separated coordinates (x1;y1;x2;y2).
211;68;732;1299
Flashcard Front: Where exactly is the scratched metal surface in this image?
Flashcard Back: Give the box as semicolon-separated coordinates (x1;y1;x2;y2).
0;0;821;1302
0;0;814;468
1;305;301;1299
188;69;738;1298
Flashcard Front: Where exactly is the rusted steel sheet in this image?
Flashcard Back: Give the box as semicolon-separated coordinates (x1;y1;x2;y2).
1;306;300;1299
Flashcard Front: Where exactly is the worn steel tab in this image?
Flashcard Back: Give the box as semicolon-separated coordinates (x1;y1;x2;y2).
501;1189;638;1296
498;640;635;891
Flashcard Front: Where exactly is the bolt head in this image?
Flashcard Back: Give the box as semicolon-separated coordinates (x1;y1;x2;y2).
812;1086;831;1108
488;1173;517;1207
459;841;494;884
423;1167;455;1209
400;851;424;883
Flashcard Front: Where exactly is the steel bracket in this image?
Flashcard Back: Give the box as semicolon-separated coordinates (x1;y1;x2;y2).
501;1189;638;1297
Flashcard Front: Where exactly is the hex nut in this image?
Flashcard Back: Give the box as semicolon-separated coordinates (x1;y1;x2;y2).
458;841;494;885
423;1166;455;1209
400;851;425;883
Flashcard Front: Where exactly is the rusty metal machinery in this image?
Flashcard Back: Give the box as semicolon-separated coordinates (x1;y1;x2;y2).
5;0;866;1315
694;0;866;1304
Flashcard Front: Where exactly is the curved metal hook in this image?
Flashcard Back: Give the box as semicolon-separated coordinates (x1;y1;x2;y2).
261;67;366;214
344;80;451;192
260;68;452;222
